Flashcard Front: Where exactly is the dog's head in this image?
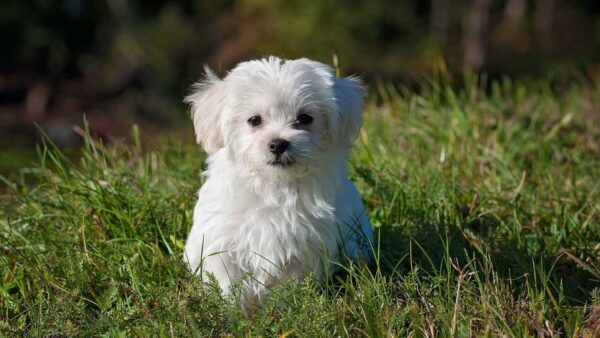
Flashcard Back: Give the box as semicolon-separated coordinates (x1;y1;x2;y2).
186;57;364;178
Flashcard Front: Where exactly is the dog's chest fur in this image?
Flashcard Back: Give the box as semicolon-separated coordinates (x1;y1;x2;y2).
187;150;345;290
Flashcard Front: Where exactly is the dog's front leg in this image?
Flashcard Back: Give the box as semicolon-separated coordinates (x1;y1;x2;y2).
200;252;241;296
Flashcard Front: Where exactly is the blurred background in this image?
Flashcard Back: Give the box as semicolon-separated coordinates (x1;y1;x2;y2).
2;0;600;173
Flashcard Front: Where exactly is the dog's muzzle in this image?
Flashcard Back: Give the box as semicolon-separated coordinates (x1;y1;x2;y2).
268;138;290;155
267;138;294;167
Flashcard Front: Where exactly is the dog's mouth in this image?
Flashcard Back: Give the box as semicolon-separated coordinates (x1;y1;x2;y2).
267;156;294;167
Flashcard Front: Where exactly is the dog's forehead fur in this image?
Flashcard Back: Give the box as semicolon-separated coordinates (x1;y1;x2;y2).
225;57;337;116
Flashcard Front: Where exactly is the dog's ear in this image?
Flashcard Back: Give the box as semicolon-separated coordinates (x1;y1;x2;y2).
185;66;228;155
294;58;365;147
331;75;365;147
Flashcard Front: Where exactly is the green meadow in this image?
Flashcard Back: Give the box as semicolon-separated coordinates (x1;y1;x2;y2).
1;76;599;336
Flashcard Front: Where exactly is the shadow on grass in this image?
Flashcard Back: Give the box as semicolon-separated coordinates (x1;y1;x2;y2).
360;204;599;308
349;163;599;307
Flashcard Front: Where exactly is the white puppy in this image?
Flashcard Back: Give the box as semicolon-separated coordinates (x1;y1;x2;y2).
183;57;373;306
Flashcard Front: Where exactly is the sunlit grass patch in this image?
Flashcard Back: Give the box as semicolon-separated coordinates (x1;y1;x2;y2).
1;76;599;336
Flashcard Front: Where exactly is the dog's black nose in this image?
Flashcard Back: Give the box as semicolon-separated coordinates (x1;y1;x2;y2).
268;139;290;155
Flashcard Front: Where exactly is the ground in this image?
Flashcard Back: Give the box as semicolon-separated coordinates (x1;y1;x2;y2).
1;75;599;336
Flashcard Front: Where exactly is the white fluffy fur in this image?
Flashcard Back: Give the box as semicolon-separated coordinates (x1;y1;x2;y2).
183;57;374;306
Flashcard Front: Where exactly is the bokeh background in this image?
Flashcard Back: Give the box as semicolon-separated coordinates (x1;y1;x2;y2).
2;0;600;173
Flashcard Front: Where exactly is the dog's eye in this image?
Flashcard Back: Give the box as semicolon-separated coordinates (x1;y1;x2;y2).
297;113;313;125
248;115;262;127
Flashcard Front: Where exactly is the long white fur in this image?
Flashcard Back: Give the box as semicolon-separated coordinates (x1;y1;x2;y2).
183;57;374;306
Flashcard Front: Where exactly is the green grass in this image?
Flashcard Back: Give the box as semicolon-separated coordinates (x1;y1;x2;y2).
1;75;599;336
